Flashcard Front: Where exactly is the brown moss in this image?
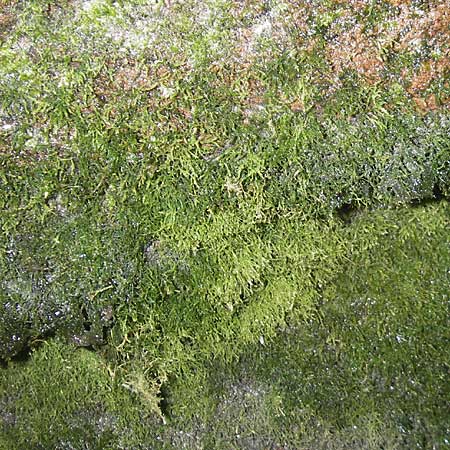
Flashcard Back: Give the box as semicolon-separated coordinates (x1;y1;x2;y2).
326;23;385;83
331;0;368;10
0;0;17;41
114;64;152;92
321;0;450;112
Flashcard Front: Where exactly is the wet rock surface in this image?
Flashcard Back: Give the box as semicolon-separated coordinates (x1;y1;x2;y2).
0;1;448;448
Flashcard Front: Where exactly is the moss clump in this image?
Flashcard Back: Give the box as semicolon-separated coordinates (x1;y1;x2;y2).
162;202;450;449
2;203;447;449
0;340;170;449
1;341;122;449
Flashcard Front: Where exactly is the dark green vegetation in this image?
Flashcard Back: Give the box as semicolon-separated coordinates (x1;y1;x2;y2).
1;1;449;448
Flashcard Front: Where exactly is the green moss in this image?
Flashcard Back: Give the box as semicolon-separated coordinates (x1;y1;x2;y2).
239;203;449;448
0;0;449;448
164;203;449;449
0;341;120;448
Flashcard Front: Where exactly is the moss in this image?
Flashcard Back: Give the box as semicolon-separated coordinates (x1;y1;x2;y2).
0;0;449;448
1;341;119;448
244;203;449;449
163;203;449;449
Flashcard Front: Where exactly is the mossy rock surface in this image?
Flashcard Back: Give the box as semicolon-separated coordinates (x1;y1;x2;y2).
1;203;448;449
0;0;449;448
